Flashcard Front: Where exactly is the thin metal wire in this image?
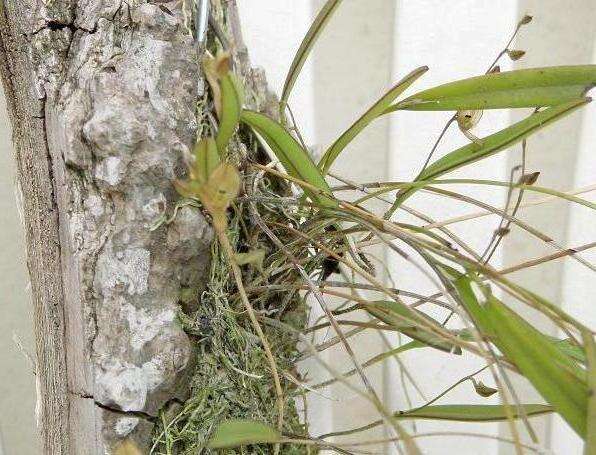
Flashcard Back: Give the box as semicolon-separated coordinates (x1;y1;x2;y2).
195;0;210;50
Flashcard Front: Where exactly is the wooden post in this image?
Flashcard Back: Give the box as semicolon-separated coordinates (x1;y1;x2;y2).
0;1;267;452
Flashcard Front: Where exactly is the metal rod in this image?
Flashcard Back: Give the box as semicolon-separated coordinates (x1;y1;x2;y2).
195;0;210;50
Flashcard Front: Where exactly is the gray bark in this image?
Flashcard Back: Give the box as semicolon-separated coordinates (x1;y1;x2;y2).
0;1;270;453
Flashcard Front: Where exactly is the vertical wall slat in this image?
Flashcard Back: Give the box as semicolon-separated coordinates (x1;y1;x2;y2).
388;1;518;453
309;0;397;447
500;1;596;453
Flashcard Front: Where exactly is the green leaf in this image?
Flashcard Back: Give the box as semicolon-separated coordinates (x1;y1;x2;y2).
366;300;458;353
487;296;588;437
442;267;497;340
241;110;337;208
216;72;244;155
318;66;428;174
280;0;343;110
192;137;220;184
451;272;585;374
451;272;588;438
585;331;596;454
551;338;586;364
388;65;596;111
392;99;589;209
420;99;588;180
207;419;281;449
488;296;586;382
395;404;553;422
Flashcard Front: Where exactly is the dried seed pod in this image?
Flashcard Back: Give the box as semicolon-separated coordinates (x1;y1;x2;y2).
473;379;498;397
519;171;541;185
456;110;483;131
495;227;511;237
507;49;526;61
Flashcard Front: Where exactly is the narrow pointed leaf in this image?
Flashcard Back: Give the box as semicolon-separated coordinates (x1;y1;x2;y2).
392;99;589;208
281;0;343;109
395;404;552;422
216;72;244;154
451;273;588;438
585;331;596;453
366;300;458;353
241;110;337;208
491;300;586;382
450;273;585;371
388;65;596;111
551;337;586;364
207;420;281;449
486;296;588;437
420;99;588;180
192;137;220;184
319;66;428;174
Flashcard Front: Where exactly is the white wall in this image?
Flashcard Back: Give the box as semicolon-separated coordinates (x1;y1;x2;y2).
240;1;595;454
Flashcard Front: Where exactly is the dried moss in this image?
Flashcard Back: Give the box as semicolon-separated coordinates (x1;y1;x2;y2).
151;5;314;451
152;206;310;453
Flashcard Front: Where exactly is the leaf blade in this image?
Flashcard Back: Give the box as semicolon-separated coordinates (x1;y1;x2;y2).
207;420;281;449
389;65;596;111
487;296;588;437
192;137;220;184
392;99;589;209
216;72;244;154
450;272;588;437
584;331;596;453
318;66;428;174
241;110;336;208
366;300;458;353
395;404;553;422
281;0;343;110
420;99;588;180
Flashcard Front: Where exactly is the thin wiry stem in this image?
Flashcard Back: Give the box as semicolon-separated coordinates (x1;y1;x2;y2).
481;139;528;263
249;170;419;455
213;216;285;453
422;183;596;229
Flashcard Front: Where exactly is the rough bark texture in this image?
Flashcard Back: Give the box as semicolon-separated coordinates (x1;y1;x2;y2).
0;1;265;453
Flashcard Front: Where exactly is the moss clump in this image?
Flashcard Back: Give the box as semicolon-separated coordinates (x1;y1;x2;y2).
151;203;311;454
151;4;315;450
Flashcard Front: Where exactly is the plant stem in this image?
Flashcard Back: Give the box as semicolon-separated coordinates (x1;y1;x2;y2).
212;214;285;454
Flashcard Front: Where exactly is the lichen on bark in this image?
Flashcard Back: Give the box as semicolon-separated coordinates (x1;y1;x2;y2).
42;1;216;451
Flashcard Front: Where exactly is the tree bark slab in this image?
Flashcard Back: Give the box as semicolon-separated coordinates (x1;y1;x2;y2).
0;1;219;453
